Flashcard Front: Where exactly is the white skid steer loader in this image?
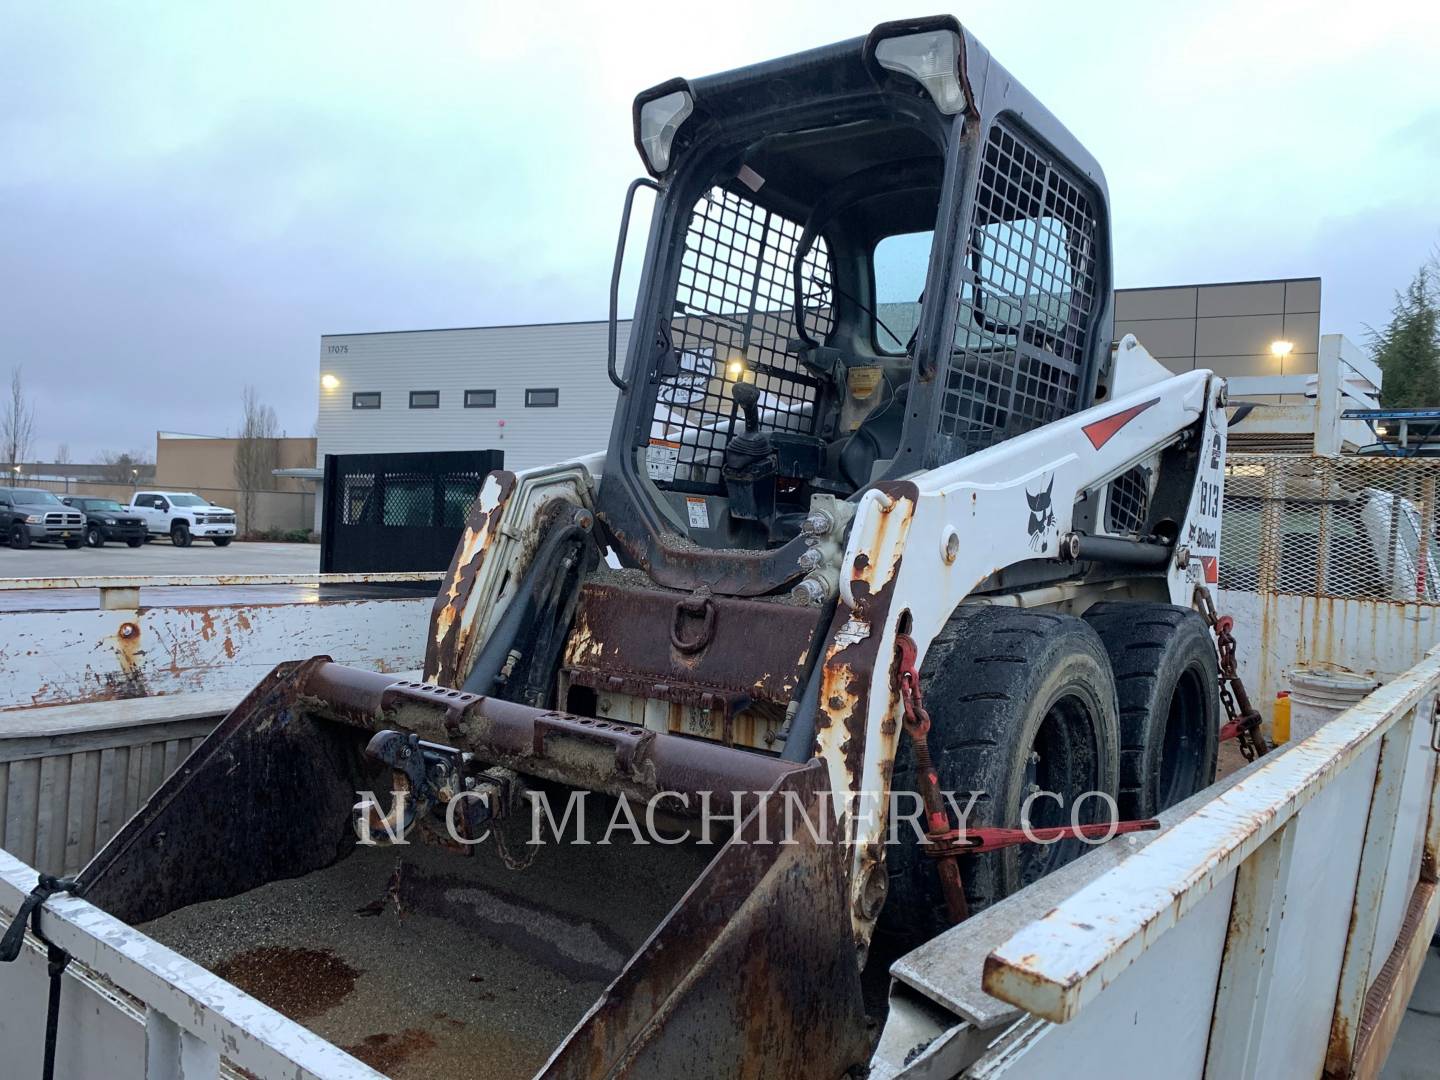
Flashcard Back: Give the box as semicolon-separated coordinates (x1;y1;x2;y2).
64;16;1258;1079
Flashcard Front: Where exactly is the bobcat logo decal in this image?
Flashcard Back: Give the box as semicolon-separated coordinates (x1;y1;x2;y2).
1026;474;1056;551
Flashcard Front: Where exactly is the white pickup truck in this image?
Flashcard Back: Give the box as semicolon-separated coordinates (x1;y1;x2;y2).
127;490;237;546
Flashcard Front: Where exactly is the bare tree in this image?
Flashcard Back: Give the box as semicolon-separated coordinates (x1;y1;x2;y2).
55;442;71;466
234;386;279;533
2;367;36;475
99;449;151;484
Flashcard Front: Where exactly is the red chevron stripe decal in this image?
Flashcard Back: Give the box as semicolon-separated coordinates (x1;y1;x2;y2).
1082;397;1161;449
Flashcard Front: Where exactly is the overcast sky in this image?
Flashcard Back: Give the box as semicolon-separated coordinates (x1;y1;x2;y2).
3;0;1436;461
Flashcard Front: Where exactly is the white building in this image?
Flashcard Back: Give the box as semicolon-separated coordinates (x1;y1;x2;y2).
314;279;1379;485
316;319;632;472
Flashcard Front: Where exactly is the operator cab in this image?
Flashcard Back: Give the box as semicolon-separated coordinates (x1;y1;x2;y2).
597;17;1112;596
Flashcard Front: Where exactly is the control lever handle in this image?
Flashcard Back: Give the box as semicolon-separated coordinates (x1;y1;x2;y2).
732;381;761;433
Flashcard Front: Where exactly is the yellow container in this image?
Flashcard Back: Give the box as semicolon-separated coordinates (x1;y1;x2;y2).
1272;691;1291;744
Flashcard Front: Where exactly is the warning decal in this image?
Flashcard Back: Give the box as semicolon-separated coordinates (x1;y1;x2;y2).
686;496;710;529
646;439;679;482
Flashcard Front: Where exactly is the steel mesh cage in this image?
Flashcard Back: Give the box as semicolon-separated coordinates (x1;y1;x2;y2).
1105;465;1151;536
937;120;1099;462
1221;453;1440;602
651;186;834;490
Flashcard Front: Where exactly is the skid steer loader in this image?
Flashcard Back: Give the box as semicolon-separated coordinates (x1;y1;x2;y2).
67;16;1234;1078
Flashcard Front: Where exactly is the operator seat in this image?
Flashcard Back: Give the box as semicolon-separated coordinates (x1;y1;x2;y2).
837;382;908;490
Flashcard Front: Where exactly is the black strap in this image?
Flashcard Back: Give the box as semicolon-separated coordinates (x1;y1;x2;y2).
1;874;78;1080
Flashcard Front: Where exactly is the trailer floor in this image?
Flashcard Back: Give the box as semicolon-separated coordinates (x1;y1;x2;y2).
140;822;713;1078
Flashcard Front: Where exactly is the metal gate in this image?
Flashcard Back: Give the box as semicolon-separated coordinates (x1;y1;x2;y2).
320;449;504;573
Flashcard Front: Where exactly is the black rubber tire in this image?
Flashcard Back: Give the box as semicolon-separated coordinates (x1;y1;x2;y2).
64;536;83;549
882;607;1120;943
85;525;105;548
170;522;192;547
9;523;31;550
1082;602;1220;819
212;537;232;547
126;537;144;547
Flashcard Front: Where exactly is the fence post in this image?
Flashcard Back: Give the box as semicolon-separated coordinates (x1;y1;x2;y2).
1257;460;1284;595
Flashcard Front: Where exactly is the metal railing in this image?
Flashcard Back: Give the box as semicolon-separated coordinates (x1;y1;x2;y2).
0;847;384;1078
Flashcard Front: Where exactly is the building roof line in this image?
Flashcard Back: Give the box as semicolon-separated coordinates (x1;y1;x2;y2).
323;316;635;339
1114;275;1321;294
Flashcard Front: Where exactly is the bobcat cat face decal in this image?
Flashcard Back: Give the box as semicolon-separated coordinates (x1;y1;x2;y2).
1026;474;1056;551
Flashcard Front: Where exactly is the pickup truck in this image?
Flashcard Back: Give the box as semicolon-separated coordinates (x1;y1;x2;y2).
61;496;147;547
128;490;237;547
0;487;84;548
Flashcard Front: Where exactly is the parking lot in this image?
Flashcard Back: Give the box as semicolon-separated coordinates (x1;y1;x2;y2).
0;539;321;578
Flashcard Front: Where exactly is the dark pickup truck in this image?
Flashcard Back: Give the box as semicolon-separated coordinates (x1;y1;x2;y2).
62;496;147;548
0;488;85;548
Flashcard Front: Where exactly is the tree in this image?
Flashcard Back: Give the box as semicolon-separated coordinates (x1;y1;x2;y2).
234;386;279;534
55;443;71;466
1371;265;1440;409
2;367;36;473
98;449;151;484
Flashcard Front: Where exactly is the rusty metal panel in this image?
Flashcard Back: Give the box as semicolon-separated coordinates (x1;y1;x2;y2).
0;571;444;591
424;469;516;686
1219;590;1438;729
0;597;430;709
563;579;820;746
539;761;870;1080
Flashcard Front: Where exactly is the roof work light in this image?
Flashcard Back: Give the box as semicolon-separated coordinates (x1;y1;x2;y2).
636;87;695;175
864;17;971;116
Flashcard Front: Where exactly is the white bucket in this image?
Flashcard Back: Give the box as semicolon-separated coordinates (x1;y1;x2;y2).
1287;668;1380;741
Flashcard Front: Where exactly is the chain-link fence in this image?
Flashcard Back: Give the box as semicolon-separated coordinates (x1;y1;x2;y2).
1221;453;1440;603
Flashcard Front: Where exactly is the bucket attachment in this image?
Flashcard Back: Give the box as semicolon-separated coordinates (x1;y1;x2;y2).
75;659;869;1079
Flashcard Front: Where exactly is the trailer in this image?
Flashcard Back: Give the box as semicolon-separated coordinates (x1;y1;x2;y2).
3;15;1438;1079
0;449;1435;1078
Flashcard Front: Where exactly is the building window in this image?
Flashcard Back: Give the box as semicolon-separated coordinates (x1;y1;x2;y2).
409;390;440;409
526;387;560;408
352;392;381;410
465;389;496;408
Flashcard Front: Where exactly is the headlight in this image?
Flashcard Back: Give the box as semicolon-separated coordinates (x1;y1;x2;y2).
104;518;117;525
24;514;42;524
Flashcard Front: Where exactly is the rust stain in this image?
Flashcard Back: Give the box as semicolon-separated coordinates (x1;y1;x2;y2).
342;1029;438;1074
814;481;918;862
424;470;517;685
198;609;216;641
213;946;359;1022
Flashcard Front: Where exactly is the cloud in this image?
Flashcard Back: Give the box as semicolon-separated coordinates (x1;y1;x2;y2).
1;0;1437;458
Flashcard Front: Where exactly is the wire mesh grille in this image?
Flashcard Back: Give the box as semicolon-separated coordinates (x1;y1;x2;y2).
937;121;1099;461
1221;453;1440;602
651;186;833;490
340;470;488;528
1105;466;1151;536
